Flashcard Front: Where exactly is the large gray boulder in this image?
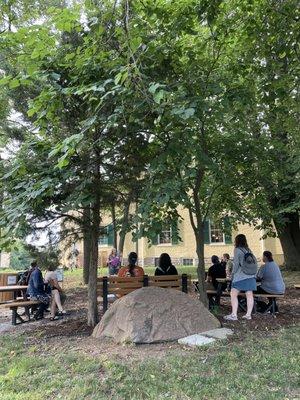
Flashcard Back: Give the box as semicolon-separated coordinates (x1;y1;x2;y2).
92;286;220;343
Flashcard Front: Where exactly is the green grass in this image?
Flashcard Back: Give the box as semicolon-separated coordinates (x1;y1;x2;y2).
0;327;299;399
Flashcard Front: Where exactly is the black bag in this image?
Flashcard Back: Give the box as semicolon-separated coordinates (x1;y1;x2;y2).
256;300;268;313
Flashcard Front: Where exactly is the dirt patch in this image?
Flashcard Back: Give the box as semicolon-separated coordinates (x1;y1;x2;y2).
219;288;300;339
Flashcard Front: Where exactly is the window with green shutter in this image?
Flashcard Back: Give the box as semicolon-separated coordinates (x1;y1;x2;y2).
107;223;114;246
210;220;225;243
158;226;172;244
154;221;180;246
204;218;232;245
99;226;108;245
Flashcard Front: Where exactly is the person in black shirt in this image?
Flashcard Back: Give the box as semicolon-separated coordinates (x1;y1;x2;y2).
155;253;178;276
207;255;226;290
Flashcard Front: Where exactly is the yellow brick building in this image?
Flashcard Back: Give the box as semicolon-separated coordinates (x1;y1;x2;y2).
62;207;284;269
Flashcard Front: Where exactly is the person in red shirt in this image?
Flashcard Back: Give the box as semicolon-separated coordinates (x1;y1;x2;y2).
118;252;144;278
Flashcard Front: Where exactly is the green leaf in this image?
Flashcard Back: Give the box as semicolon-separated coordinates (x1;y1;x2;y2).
27;108;36;117
9;79;20;89
0;76;11;86
153;90;165;104
183;108;195;119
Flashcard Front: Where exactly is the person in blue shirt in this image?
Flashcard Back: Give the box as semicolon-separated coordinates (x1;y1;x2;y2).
27;261;50;320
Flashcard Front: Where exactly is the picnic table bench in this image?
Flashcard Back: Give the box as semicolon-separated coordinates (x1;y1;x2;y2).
1;300;42;325
205;278;284;315
0;285;28;302
97;274;191;313
0;285;43;325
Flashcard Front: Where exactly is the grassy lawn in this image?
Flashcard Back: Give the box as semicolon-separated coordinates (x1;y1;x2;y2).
0;326;299;400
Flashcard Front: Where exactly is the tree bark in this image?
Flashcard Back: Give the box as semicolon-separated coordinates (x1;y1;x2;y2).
87;199;100;327
87;143;101;327
82;207;91;285
289;212;300;251
111;201;118;250
274;214;300;270
188;203;208;307
118;195;131;256
195;226;208;306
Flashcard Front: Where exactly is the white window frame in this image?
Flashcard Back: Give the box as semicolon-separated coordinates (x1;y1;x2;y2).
209;221;225;245
157;226;172;246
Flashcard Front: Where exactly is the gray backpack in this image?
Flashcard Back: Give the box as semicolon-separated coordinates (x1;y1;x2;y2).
240;248;258;275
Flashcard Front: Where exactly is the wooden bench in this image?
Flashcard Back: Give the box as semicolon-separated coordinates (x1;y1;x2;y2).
206;289;284;315
1;300;41;325
97;274;191;313
294;284;300;289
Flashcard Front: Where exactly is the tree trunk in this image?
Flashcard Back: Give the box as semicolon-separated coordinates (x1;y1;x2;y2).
87;200;100;327
289;212;300;251
83;207;91;285
111;202;118;250
118;196;131;256
274;215;300;270
188;203;208;307
195;227;208;307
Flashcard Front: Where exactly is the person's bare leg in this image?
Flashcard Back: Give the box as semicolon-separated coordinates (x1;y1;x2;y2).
53;289;63;312
245;291;254;317
230;288;239;317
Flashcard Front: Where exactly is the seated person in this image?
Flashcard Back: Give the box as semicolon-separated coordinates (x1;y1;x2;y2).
44;266;67;320
27;261;50;320
206;255;226;290
118;252;144;277
222;253;233;280
155;253;178;276
256;251;285;312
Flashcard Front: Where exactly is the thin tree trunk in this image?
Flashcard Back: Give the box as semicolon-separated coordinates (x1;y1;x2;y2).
188;204;208;307
87;144;101;327
83;208;91;285
111;201;118;250
87;199;100;327
196;230;208;306
274;216;300;271
289;212;300;251
118;195;131;256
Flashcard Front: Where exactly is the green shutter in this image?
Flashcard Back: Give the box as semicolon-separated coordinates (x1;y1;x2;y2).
107;224;114;246
152;234;158;246
204;220;210;244
224;216;233;244
171;221;179;245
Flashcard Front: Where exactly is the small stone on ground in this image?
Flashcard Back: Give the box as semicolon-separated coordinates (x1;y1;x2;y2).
201;327;233;339
178;334;215;347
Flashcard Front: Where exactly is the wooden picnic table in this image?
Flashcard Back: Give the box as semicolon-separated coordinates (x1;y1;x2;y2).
0;285;28;300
